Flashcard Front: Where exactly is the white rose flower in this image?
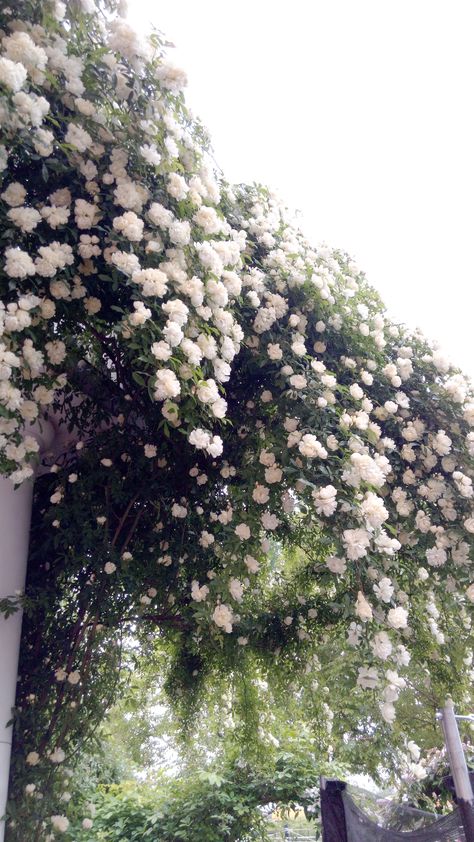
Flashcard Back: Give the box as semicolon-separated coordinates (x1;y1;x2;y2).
129;301;151;326
244;555;260;573
298;434;327;459
199;530;214;548
355;591;373;622
235;523;251;540
464;517;474;534
188;429;211;450
51;815;70;832
7;207;41;233
380;701;396;724
212;603;233;633
267;343;283;360
360;492;389;528
370;631;392;660
252;483;270;504
387;606;408;629
228;578;244;602
312;485;337;516
211;397;227;418
196;378;219;404
49;747;66;763
67;670;81;685
261;511;280;530
0;57;28;91
265;465;283;484
432;429;452;456
140;143;161;165
112;210;144;241
349;383;364;400
154;369;180;401
169;220;191;245
373;577;394;603
289;374;307;390
425;546;447;567
343;528;371;560
65;122;92;152
167;172;189;200
4;247;35;279
407;740;421;761
191;581;209;602
326;556;346;574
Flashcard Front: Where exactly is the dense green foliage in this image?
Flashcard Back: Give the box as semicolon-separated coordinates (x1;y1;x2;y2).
67;748;327;842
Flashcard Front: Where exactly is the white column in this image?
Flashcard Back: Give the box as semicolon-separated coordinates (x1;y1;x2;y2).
0;476;34;839
0;420;56;842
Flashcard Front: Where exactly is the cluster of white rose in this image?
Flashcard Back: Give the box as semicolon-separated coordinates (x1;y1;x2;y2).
0;0;249;487
2;0;473;682
2;1;474;833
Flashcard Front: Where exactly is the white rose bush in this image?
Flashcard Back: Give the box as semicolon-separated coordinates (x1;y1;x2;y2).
1;0;473;837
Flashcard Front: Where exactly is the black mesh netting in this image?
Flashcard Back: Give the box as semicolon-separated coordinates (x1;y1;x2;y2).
342;788;466;841
321;779;470;842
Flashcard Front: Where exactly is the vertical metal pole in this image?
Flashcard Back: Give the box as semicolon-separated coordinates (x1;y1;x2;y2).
440;699;474;841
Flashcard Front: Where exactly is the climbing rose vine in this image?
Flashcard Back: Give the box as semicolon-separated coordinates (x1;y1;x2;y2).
0;0;473;837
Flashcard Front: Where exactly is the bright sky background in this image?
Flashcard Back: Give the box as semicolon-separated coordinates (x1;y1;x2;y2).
130;0;474;376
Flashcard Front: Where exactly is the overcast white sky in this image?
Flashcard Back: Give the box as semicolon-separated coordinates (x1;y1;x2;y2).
131;0;474;376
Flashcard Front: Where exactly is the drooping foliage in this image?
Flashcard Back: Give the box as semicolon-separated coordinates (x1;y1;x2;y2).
0;0;473;837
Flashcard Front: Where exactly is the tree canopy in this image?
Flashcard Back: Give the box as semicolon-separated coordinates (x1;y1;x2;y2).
0;0;473;837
